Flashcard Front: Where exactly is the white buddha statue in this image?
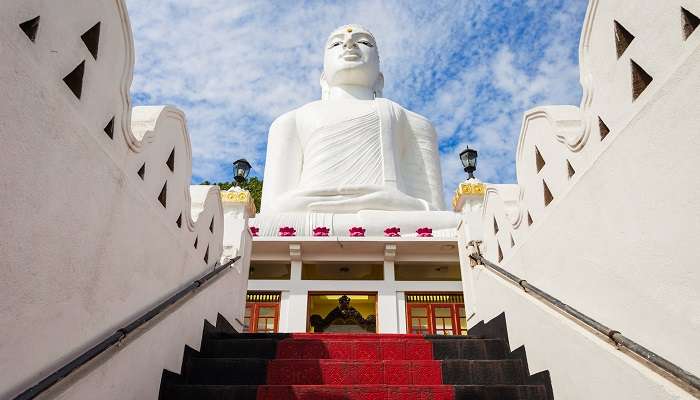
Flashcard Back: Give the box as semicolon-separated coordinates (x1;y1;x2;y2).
261;24;445;214
254;24;458;236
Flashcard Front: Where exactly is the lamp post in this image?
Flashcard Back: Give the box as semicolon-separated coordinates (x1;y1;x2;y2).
459;147;478;180
232;159;251;186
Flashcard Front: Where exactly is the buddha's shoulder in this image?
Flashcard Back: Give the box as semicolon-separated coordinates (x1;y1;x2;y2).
270;101;324;124
376;98;433;125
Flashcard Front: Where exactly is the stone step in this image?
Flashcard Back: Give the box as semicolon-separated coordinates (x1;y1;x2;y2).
442;360;527;385
201;338;279;359
276;338;433;360
183;358;268;385
429;338;509;360
160;384;549;400
257;384;454;400
266;360;443;385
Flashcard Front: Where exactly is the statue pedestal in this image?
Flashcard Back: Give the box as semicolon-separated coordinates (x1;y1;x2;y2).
250;210;460;238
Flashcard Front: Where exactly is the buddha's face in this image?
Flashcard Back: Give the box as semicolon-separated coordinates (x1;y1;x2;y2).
323;25;380;89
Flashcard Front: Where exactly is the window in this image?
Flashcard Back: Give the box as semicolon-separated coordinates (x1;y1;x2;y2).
243;292;281;333
302;262;383;280
406;293;467;335
394;262;461;281
249;262;291;280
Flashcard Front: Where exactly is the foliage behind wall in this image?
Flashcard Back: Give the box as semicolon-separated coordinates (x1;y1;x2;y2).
201;177;262;212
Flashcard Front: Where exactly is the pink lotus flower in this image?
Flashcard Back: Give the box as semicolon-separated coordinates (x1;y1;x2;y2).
416;227;433;237
279;226;296;237
249;226;259;236
313;226;330;237
349;226;366;237
384;227;401;237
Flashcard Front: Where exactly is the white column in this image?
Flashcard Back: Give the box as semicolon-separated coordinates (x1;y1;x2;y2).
278;291;291;332
378;244;398;333
287;289;309;332
377;289;398;333
286;244;307;332
396;291;407;333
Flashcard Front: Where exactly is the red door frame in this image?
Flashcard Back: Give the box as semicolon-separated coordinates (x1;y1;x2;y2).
406;302;467;335
244;302;280;333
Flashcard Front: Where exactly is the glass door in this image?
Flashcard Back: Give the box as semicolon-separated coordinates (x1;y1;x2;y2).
407;304;431;334
404;293;467;335
431;305;455;336
244;292;281;333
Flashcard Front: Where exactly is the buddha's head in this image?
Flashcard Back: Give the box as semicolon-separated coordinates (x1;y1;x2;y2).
321;24;383;99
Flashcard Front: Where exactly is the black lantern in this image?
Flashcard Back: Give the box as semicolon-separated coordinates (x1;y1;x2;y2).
232;159;251;186
459;147;478;180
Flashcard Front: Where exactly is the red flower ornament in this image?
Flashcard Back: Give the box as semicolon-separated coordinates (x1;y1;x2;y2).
313;226;330;237
249;226;259;236
384;227;401;237
279;226;296;237
416;227;433;237
349;227;366;237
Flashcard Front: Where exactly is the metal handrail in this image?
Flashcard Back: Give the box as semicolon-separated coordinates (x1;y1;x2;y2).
13;256;241;400
468;252;700;393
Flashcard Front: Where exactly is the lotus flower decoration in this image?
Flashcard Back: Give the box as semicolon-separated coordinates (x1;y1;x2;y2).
384;227;401;237
349;226;366;237
279;226;296;237
416;227;433;237
249;226;259;237
313;226;330;237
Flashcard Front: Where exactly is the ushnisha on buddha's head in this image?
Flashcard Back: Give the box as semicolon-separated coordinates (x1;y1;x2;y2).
321;24;384;98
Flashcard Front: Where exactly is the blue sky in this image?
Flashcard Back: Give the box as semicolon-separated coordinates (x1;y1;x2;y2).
126;0;588;203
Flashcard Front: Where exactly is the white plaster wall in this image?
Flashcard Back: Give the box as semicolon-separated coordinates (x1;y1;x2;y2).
465;0;700;396
0;0;245;398
49;260;248;400
466;265;694;400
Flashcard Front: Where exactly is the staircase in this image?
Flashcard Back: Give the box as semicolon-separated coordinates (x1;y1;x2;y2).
159;313;553;400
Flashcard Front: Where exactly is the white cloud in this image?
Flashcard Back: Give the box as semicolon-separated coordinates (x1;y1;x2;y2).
125;0;588;206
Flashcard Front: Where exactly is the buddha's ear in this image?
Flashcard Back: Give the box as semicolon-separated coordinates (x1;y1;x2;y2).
320;71;330;100
372;72;384;98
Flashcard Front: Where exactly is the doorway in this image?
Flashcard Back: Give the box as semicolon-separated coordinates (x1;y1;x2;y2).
244;291;281;333
306;292;377;333
405;293;467;335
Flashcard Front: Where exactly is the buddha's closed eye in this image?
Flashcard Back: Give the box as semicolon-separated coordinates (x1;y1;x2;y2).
358;40;374;47
328;42;342;49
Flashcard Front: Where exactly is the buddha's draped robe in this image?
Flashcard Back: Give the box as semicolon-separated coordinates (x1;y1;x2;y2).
298;110;382;191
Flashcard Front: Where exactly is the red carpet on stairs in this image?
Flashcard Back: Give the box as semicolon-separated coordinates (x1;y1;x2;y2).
257;333;455;400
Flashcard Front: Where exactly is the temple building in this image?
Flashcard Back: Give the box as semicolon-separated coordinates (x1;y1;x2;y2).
230;24;474;335
2;0;699;399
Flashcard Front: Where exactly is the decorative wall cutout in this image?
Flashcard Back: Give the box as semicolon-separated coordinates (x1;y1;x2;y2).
19;16;40;42
176;213;182;228
194;236;198;249
209;216;214;233
63;61;85;99
80;22;101;60
543;180;553;207
166;148;174;172
614;20;635;58
497;243;503;262
682;7;700;40
203;245;209;264
157;181;167;208
510;234;515;248
567;160;576;179
535;146;545;173
493;218;499;234
599;117;610;140
527;212;533;226
137;163;145;180
631;60;653;100
104;117;114;139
